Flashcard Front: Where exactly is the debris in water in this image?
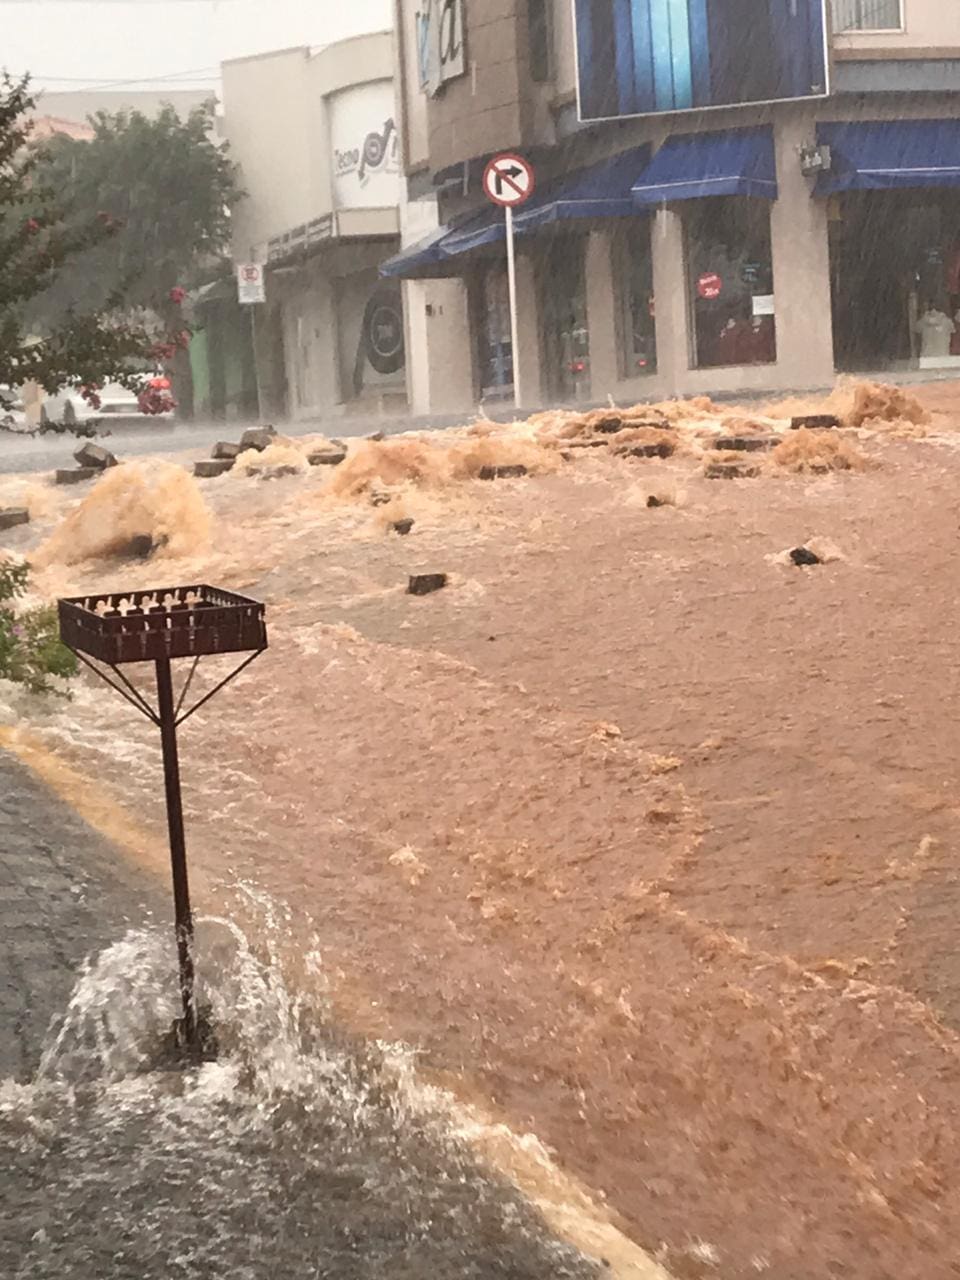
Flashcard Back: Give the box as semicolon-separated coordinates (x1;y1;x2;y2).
616;440;675;459
194;458;235;478
408;573;448;596
55;467;97;485
704;457;760;480
845;381;929;430
592;414;624;434
73;442;117;470
125;534;162;559
392;518;415;535
327;434;557;502
239;425;278;452
308;448;348;467
714;435;779;453
790;546;822;567
35;461;211;566
479;464;529;480
389;844;428;885
212;440;243;460
0;507;29;530
790;415;839;431
772;430;867;474
235;441;309;479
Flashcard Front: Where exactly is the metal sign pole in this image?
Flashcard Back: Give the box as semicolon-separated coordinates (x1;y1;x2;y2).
505;204;522;410
154;655;197;1046
58;584;268;1063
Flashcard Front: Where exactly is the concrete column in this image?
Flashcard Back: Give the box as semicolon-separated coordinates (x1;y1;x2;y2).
769;114;835;387
403;277;475;416
584;230;620;399
514;255;544;409
650;207;691;395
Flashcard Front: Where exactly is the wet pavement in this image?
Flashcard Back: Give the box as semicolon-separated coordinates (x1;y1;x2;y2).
0;750;161;1080
0;750;606;1280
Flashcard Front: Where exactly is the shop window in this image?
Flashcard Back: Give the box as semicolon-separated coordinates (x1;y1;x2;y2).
618;223;657;378
478;265;513;399
831;0;902;31
539;236;590;402
528;0;552;83
685;198;776;370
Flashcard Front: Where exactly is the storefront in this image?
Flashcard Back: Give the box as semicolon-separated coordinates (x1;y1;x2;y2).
537;235;591;402
630;126;778;373
817;119;960;373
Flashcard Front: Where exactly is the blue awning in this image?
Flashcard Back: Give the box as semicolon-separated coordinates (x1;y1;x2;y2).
631;127;778;206
513;146;651;232
439;208;505;257
379;226;450;279
815;120;960;194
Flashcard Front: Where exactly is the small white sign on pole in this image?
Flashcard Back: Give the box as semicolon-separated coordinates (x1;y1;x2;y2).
237;263;265;306
483;154;535;410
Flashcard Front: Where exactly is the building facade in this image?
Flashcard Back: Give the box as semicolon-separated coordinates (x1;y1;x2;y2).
222;32;407;421
387;0;960;412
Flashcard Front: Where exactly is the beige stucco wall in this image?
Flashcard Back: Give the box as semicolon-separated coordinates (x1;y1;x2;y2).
222;31;395;259
222;48;318;259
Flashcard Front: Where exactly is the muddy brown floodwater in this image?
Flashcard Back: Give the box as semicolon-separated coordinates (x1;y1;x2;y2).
5;379;960;1278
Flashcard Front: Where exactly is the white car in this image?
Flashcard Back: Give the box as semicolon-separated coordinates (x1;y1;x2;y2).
0;386;27;429
42;379;174;425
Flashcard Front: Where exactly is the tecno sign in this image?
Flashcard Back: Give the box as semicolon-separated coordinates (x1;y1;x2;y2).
328;82;401;210
417;0;466;97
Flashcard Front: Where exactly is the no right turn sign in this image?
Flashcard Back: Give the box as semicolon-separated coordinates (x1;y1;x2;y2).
483;153;535;208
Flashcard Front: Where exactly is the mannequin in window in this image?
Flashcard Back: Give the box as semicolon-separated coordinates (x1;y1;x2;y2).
914;301;955;360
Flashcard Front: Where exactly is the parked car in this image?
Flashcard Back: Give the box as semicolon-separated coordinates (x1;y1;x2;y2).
41;378;174;425
0;386;27;429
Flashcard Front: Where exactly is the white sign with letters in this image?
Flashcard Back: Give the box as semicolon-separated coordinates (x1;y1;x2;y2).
236;263;265;305
417;0;466;97
329;81;401;210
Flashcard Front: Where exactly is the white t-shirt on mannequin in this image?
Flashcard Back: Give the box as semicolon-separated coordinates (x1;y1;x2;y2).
914;309;955;359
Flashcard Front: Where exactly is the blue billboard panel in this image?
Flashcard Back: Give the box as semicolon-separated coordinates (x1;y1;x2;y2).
574;0;829;122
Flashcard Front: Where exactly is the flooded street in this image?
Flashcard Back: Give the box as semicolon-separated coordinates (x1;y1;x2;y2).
4;380;960;1277
0;761;621;1280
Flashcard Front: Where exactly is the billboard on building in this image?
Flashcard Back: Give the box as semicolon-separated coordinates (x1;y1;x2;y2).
328;80;401;210
573;0;829;122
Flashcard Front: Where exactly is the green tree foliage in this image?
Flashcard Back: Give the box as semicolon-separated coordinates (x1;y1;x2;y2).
0;74;160;403
0;559;78;695
30;100;242;415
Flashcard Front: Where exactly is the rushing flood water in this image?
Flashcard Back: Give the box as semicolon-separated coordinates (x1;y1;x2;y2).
0;903;602;1280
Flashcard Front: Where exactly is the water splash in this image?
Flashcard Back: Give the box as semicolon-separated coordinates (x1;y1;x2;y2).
2;905;602;1280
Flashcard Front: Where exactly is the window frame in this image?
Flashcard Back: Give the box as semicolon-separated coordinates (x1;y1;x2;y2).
831;0;904;35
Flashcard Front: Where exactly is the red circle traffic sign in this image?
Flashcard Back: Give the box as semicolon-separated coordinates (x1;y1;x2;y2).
697;272;723;300
483;153;535;208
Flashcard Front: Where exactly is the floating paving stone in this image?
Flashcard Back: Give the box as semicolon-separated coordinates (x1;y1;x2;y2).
408;573;447;596
714;435;779;452
478;464;528;479
194;458;235;478
73;442;117;469
704;460;760;480
791;415;840;430
790;546;822;567
0;507;29;530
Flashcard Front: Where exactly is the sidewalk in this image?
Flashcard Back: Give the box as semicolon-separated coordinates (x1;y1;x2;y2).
0;750;160;1080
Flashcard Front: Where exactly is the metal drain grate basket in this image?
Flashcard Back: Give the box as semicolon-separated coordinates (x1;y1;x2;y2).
58;584;267;665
